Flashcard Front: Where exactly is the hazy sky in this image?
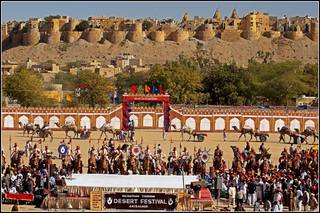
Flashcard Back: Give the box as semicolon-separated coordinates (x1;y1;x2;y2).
2;1;319;22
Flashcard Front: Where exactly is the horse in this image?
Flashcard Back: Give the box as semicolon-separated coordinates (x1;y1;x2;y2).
32;124;53;142
97;154;109;174
301;127;319;144
180;156;192;175
19;122;35;136
55;122;79;138
278;126;294;143
73;155;83;174
142;154;153;175
10;150;25;168
192;158;206;177
232;126;254;142
127;155;139;174
62;155;73;176
87;155;97;174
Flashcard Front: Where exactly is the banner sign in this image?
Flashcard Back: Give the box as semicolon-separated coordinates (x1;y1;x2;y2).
104;192;177;210
90;191;102;211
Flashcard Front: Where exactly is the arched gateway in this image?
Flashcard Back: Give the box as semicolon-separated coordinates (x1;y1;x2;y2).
122;94;170;131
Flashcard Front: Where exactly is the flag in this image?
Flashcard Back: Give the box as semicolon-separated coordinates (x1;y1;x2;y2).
130;85;138;94
152;85;158;94
144;84;151;94
159;86;165;94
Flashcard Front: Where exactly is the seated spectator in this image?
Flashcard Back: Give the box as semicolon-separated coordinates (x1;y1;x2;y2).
8;184;17;194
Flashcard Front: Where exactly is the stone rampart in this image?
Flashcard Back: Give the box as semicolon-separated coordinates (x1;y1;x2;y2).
22;31;40;45
149;30;165;42
221;29;241;41
81;28;103;43
170;30;189;42
61;31;82;43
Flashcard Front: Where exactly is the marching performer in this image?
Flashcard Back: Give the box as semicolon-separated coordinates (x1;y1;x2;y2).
11;143;19;158
42;146;52;158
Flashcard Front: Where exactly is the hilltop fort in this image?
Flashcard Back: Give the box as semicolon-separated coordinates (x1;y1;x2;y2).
2;10;318;66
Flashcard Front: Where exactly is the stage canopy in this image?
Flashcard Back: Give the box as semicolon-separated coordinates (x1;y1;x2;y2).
65;174;199;195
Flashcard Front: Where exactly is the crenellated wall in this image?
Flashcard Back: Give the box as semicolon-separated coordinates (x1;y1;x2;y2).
308;22;318;42
2;106;318;133
241;30;260;40
45;31;61;44
284;31;304;40
11;32;23;46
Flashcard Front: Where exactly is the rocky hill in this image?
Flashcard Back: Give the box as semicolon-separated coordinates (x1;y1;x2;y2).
2;36;318;66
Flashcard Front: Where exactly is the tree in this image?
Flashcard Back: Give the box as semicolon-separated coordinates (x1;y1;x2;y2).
44;15;61;22
75;20;90;31
76;70;113;107
115;71;149;95
142;20;153;31
148;55;205;104
4;69;51;107
52;72;77;91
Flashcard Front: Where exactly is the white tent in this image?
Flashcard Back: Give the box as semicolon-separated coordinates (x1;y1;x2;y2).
65;174;199;195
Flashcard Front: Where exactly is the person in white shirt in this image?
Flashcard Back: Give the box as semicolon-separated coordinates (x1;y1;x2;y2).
272;201;281;212
296;188;303;211
8;184;17;194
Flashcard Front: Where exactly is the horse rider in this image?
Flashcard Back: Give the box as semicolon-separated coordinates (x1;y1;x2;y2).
214;145;223;160
31;144;41;159
42;146;52;158
74;146;81;160
169;147;178;162
180;147;189;160
89;146;98;158
99;145;108;160
259;143;267;154
144;145;152;158
281;148;289;159
42;121;49;131
244;142;251;158
11;143;20;158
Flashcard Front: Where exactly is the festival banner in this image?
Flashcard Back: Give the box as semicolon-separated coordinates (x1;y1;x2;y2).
104;192;177;210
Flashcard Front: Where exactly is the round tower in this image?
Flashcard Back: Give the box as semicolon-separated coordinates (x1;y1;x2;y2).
127;22;143;42
61;31;82;43
310;21;318;42
195;24;215;41
109;30;126;44
22;19;40;45
82;28;103;43
45;19;61;44
170;29;189;42
66;19;80;31
150;30;165;42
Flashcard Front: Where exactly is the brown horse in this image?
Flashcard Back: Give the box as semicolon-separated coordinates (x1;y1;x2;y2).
180;156;192;175
55;122;79;138
97;154;109;174
127;155;139;174
192;158;206;177
142;155;153;175
232;126;254;141
73;155;83;174
19;122;35;136
301;127;318;144
88;155;97;174
62;155;73;176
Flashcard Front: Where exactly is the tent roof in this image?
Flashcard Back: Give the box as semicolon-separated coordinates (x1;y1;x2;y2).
65;174;199;189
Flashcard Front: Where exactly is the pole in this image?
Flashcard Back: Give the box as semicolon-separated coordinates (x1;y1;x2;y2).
9;136;12;165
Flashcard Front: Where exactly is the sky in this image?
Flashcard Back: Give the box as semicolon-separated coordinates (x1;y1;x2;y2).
2;1;319;22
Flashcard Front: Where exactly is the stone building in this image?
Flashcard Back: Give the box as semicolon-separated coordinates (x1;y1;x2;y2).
240;11;270;40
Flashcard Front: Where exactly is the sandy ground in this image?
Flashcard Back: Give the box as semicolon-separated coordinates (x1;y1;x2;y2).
1;129;316;172
1;129;317;212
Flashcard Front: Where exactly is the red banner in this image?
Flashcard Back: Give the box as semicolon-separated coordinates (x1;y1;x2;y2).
5;193;34;201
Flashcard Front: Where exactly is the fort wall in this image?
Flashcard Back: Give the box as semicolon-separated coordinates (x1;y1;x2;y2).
263;31;281;39
308;22;318;42
284;31;304;40
220;29;241;41
195;24;215;41
241;30;260;40
45;31;61;44
126;22;144;42
108;30;126;44
11;32;23;46
61;31;82;43
65;19;80;31
22;31;40;45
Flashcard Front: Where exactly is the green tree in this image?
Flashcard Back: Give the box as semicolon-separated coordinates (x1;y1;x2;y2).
4;69;50;107
149;56;205;104
75;20;90;31
44;15;61;22
76;70;113;107
142;20;153;31
52;72;77;91
115;71;149;94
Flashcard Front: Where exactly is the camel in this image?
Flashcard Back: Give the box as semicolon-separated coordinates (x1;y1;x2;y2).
171;124;195;141
55;122;79;138
232;126;254;141
277;126;295;143
99;123;122;140
301;127;318;144
18;122;35;136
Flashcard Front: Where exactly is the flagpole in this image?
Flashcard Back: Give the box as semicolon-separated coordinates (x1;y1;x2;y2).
9;136;12;164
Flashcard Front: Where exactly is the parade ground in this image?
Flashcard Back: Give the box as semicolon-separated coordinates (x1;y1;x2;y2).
2;129;316;173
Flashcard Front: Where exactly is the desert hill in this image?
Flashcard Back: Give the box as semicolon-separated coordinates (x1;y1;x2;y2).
2;36;318;66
